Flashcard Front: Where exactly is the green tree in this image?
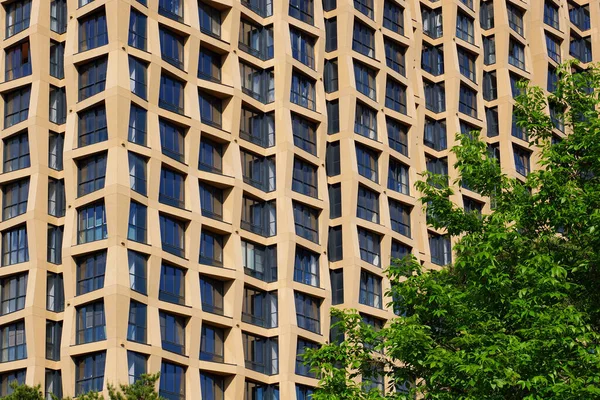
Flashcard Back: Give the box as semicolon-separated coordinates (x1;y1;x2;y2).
304;61;600;399
3;383;44;400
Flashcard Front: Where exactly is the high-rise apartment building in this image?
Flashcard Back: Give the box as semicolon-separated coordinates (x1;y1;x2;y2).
0;0;596;397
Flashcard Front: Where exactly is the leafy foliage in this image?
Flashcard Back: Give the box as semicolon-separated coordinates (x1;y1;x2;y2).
304;61;600;399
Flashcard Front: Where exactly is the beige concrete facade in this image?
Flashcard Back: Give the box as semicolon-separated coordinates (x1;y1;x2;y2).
0;0;596;398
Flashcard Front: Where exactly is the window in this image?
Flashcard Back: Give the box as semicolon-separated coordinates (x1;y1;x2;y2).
569;3;590;31
77;153;106;197
464;196;483;214
387;118;408;156
297;385;315;400
46;369;63;400
128;152;147;195
127;351;147;384
507;4;524;36
2;179;28;220
158;0;183;22
326;141;341;176
383;1;403;34
242;240;277;282
294;246;319;287
78;57;108;102
47;225;63;264
240;108;275;148
128;250;147;294
424;118;447;151
323;0;336;11
512;112;528;141
201;373;224;400
242;333;278;375
5;0;30;38
160;311;186;354
77;202;107;244
76;301;106;344
389;158;409;195
199;182;223;220
459;85;477;117
421;43;444;75
47;133;64;173
385;39;406;76
291;72;316;110
160;167;185;209
330;269;344;305
159;263;185;305
358;228;380;267
49;86;66;125
424;81;445;113
291;28;315;69
79;11;108;52
510;73;523;98
128;104;147;146
390;199;411;237
241;150;275;192
356;144;378;182
327;100;340;135
200;276;224;315
199;91;222;127
49;41;65;80
354;0;373;19
46;273;64;312
199;138;223;174
429;233;451;265
514;145;530;176
78;105;108;147
239;19;274;60
544;1;559;29
50;0;67;33
47;180;66;216
289;0;314;24
328;225;343;261
198;48;221;82
392;240;411;260
127;201;147;243
200;324;225;362
357;185;379;223
199;230;224;267
385;78;407;114
160;27;185;69
483;71;497;101
458;48;476;82
363;364;385;393
46;321;62;361
0;369;25;396
486;107;499;137
129;56;147;99
242;0;273;17
5;41;31;81
292;114;317;155
354;62;376;100
242;286;278;328
76;251;106;295
293;201;319;243
128;9;147;50
245;381;280;400
547;65;557;93
359;270;382;307
292;158;318;198
160;74;185;114
550;103;564;132
75;353;105;396
0;272;26;315
295;292;321;333
325;18;337;52
483;35;496;65
324;59;338;93
240;62;274;104
570;35;592;63
456;12;475;43
199;1;221;38
296;338;319;377
546;33;561;63
329;183;342;219
127;300;147;343
2;225;27;266
422;6;442;39
159;118;185;162
4;86;30;128
352;21;375;57
480;0;494;29
0;322;27;359
426;156;449;187
509;39;525;70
